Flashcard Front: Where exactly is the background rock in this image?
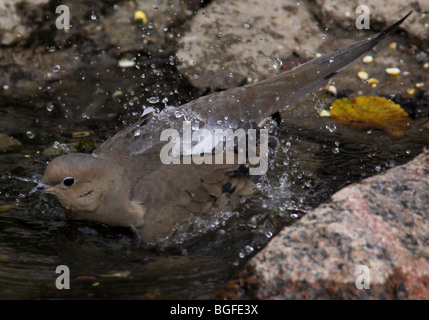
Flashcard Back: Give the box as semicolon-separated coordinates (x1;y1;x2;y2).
314;0;429;51
0;134;22;153
222;150;429;299
176;0;428;92
0;0;50;45
176;0;323;91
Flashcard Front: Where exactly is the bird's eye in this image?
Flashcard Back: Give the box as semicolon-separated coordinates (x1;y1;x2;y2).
62;177;76;187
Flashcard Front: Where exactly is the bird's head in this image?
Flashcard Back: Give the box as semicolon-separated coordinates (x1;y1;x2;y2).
38;153;113;220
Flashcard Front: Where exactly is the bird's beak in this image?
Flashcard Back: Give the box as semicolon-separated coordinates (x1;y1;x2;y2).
29;182;52;196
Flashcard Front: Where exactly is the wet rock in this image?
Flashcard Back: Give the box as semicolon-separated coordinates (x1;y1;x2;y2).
176;0;323;91
0;134;22;153
314;0;429;51
222;150;429;299
0;0;203;121
102;0;198;53
0;0;49;46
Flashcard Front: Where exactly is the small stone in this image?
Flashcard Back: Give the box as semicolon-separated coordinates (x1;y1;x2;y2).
385;67;401;75
112;90;123;98
358;71;369;80
319;109;330;117
362;55;373;64
389;42;397;50
326;85;337;96
0;134;22;153
118;59;136;68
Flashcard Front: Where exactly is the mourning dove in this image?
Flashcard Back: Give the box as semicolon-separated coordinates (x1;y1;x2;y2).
35;13;410;247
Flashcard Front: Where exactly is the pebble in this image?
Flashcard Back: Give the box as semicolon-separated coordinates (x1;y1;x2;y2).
0;134;22;153
389;42;397;50
385;67;401;75
112;90;123;98
326;85;337;96
358;71;369;80
319;110;330;117
118;59;136;68
362;55;374;64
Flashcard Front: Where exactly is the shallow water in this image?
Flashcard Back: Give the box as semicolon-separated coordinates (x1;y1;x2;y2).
1;106;428;299
1;45;429;299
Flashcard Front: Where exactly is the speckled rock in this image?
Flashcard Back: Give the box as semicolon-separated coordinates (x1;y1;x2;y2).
101;0;199;52
222;150;429;299
0;0;49;46
314;0;429;50
176;0;323;91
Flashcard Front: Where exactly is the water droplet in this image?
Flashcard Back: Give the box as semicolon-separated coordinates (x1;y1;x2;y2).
46;102;54;112
326;124;337;132
147;96;160;104
321;33;326;40
91;13;97;20
26;131;35;139
243;22;250;29
332;147;340;154
53;65;61;72
270;57;282;69
191;122;200;130
174;110;184;118
265;231;273;238
244;245;254;254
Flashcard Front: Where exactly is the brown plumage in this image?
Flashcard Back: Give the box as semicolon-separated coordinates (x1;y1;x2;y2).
38;13;411;247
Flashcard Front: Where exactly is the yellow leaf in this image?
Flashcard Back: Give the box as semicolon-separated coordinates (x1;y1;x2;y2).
330;96;410;138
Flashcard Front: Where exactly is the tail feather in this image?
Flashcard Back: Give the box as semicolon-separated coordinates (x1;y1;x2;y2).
255;11;412;116
185;12;411;127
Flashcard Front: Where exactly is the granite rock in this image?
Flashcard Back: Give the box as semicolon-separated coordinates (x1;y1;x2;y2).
222;150;429;299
